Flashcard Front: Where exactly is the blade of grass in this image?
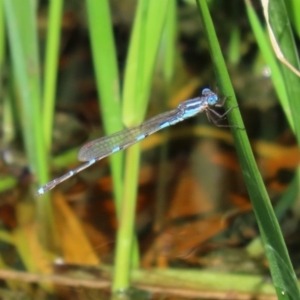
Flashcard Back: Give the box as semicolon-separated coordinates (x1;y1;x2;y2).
113;0;170;292
0;2;17;197
262;0;300;77
0;0;4;67
85;0;124;213
122;0;170;124
0;176;17;192
265;0;300;143
4;0;55;247
227;26;241;65
162;0;176;84
196;0;299;299
3;89;15;144
246;0;300;273
245;0;293;131
262;2;300;297
284;0;300;39
42;0;63;151
154;0;177;232
86;0;141;288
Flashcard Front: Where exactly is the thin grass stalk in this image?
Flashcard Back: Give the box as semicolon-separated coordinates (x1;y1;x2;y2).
154;1;176;232
122;0;171;124
284;0;300;38
3;0;55;248
245;0;300;264
113;143;141;291
86;0;143;282
85;0;124;212
267;0;300;144
263;2;300;297
196;0;299;299
0;0;4;66
245;0;293;131
42;0;63;151
113;0;170;292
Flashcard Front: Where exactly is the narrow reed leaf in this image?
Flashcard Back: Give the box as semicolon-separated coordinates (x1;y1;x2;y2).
196;1;299;299
0;2;4;66
43;0;63;151
4;0;55;248
266;0;300;143
245;0;293;130
284;0;300;38
113;0;170;292
86;0;124;211
122;0;170;125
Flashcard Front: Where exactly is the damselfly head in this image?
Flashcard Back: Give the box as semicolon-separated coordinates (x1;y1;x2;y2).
201;88;218;105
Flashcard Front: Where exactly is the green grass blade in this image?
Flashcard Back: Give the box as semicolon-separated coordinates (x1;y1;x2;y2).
122;0;170;124
113;0;170;292
4;0;43;175
227;26;241;65
154;0;177;230
42;0;63;151
86;0;124;212
284;0;300;38
162;0;176;83
245;0;293;131
196;1;299;299
267;0;300;144
0;0;4;67
0;176;17;193
4;0;55;246
113;143;141;291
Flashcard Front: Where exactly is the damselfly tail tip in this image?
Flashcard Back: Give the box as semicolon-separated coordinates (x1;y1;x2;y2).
35;187;45;197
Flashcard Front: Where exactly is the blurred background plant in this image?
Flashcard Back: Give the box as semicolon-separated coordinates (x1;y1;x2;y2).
0;0;299;299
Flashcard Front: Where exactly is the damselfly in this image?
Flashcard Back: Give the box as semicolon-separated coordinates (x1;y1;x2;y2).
36;88;239;196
